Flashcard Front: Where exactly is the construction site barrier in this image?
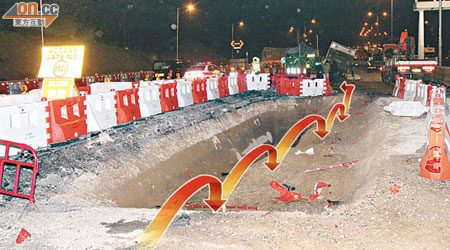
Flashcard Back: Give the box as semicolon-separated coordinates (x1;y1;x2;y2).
0;102;49;148
270;74;284;91
280;78;301;96
90;82;133;94
300;78;323;97
420;94;450;181
0;139;39;203
138;85;162;118
192;79;208;104
218;76;230;98
237;73;248;93
396;78;407;99
46;96;88;144
227;75;239;95
246;73;270;91
86;92;118;132
416;83;432;107
114;88;142;124
403;80;421;101
206;77;220;101
176;79;194;107
159;82;179;112
0;82;9;95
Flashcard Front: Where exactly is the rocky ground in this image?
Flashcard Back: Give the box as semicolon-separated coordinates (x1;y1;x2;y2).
1;76;450;249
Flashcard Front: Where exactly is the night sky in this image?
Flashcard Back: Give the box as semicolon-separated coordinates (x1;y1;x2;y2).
1;0;449;60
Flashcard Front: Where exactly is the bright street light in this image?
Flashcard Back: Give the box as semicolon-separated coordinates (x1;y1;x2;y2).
383;11;388;17
368;11;373;17
311;19;316;24
187;4;194;12
239;21;244;27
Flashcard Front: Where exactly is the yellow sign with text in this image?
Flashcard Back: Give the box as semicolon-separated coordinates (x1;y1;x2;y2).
38;46;85;78
41;78;79;100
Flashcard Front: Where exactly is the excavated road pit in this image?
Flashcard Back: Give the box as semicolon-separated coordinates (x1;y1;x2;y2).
78;93;373;214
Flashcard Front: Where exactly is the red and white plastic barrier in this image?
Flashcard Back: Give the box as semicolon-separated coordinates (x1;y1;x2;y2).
0;73;336;148
227;75;239;95
86;92;118;132
246;73;270;91
206;77;220;101
403;80;422;101
159;82;179;112
114;89;141;124
46;96;88;144
176;79;194;107
0;102;49;148
138;85;162;118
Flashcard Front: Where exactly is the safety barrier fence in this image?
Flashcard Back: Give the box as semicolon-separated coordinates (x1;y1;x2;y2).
0;139;39;203
0;73;332;149
391;76;450;180
420;87;450;181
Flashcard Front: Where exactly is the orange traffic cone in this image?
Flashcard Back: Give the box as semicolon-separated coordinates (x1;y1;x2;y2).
16;228;31;244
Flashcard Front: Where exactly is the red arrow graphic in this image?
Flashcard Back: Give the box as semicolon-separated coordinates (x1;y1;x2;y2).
222;144;279;199
340;82;355;113
139;175;226;248
326;103;349;130
276;115;328;164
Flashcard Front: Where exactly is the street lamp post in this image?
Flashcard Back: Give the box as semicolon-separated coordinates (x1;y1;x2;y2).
231;21;244;59
176;4;194;61
391;0;394;41
176;7;180;60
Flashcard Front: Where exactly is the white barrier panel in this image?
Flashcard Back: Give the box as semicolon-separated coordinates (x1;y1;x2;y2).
176;79;194;108
228;75;239;95
416;83;430;107
246;73;270;91
315;79;328;95
384;101;429;117
90;82;133;94
0;90;41;107
206;77;220;100
86;92;118;132
0;102;49;148
300;79;323;97
138;85;162;118
403;80;420;101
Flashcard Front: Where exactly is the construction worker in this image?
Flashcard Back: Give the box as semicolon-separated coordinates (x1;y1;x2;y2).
252;57;261;75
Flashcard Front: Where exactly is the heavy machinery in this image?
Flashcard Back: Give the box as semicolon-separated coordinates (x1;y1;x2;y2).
381;30;438;85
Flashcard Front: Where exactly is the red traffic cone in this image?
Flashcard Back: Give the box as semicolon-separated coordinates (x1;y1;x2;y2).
16;228;31;244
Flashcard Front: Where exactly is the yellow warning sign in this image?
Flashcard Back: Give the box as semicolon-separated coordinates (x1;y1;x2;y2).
38;46;85;78
41;78;78;100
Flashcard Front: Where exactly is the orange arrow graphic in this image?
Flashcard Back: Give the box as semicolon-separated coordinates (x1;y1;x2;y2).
276;115;328;164
139;175;226;248
326;103;349;130
340;82;355;113
222;144;279;199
